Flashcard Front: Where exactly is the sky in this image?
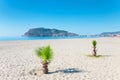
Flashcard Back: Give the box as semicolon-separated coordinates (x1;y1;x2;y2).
0;0;120;37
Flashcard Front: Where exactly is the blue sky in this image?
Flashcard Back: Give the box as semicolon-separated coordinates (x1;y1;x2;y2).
0;0;120;36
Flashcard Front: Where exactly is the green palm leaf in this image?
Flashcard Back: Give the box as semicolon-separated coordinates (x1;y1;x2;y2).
36;45;53;63
92;40;97;47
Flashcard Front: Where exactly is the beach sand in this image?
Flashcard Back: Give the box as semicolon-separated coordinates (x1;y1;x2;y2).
0;37;120;80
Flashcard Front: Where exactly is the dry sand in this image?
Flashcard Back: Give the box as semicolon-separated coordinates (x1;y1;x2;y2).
0;37;120;80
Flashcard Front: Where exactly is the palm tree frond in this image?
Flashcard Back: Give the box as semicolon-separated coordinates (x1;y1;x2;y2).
92;40;97;47
35;47;44;58
35;45;53;63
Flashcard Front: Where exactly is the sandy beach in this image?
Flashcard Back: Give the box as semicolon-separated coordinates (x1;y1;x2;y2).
0;37;120;80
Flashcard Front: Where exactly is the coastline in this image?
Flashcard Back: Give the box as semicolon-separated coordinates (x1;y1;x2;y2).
0;36;100;41
0;37;120;80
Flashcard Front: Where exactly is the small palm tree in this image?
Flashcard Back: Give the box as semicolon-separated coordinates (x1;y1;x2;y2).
92;40;97;56
36;45;53;74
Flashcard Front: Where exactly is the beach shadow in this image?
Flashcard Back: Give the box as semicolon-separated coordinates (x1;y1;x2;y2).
48;68;83;74
30;68;86;75
86;54;111;58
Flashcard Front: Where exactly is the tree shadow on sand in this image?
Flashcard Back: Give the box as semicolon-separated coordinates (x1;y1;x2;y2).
48;68;84;74
86;54;111;58
29;68;83;75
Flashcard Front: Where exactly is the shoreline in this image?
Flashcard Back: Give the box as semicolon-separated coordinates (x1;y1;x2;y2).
0;37;111;42
0;36;102;42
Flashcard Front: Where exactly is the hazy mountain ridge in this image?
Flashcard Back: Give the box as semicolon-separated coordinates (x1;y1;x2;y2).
99;31;120;37
23;28;120;37
23;28;79;37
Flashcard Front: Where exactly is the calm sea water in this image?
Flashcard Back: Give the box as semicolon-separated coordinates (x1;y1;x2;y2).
0;36;100;41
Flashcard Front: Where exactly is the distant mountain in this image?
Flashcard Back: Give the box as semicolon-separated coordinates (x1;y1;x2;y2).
23;28;79;37
99;31;120;37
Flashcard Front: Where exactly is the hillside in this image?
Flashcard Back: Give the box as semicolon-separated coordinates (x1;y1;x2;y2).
23;28;79;37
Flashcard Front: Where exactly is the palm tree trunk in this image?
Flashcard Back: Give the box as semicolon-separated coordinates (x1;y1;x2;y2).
42;62;48;74
93;47;97;56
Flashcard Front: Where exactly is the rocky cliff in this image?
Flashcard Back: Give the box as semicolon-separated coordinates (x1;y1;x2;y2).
23;28;79;37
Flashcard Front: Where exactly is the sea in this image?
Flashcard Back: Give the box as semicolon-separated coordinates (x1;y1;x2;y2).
0;36;100;41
